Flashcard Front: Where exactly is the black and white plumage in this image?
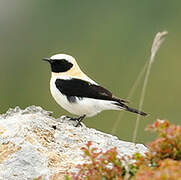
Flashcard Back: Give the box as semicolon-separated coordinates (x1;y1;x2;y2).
43;54;147;126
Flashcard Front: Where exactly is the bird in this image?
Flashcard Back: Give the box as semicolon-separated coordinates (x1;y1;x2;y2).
43;54;147;127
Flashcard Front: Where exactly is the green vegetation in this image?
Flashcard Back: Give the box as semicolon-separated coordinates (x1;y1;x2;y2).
66;120;181;179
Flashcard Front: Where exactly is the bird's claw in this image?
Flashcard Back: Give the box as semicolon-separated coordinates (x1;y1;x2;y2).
60;115;85;127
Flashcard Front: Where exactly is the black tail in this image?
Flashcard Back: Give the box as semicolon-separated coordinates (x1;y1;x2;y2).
113;99;147;116
125;106;147;116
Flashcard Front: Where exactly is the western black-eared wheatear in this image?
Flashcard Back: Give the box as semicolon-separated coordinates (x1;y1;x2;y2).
43;54;147;127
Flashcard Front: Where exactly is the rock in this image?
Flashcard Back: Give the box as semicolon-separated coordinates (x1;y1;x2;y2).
0;106;147;180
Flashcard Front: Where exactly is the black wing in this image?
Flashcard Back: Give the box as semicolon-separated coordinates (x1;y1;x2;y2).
55;78;128;103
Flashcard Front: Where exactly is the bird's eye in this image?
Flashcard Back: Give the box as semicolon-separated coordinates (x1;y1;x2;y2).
50;59;73;72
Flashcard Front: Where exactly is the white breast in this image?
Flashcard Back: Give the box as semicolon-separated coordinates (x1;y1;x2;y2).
50;77;74;114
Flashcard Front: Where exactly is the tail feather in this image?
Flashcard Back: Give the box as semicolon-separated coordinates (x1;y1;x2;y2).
113;101;147;116
125;106;147;116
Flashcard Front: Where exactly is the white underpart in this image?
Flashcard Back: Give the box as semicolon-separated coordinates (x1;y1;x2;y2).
50;76;122;117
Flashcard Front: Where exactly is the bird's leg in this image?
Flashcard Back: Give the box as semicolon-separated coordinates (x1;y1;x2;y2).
75;115;86;127
62;115;86;127
64;116;78;121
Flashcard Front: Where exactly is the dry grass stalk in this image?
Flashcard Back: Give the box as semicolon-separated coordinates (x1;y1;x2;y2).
111;62;148;135
111;31;168;139
132;31;168;143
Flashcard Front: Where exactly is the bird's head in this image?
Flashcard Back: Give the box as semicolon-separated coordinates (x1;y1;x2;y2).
43;54;78;73
43;54;76;73
43;53;89;79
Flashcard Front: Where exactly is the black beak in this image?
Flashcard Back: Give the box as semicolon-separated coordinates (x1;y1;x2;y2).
42;58;51;63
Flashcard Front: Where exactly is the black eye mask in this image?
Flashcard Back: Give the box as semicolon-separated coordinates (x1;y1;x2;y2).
50;59;73;72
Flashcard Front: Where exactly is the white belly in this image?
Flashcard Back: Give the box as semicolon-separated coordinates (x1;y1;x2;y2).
50;78;120;117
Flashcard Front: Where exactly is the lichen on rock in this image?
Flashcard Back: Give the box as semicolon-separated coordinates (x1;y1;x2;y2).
0;106;147;180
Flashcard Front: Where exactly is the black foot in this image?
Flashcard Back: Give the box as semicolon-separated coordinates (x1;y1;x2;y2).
75;115;86;127
65;116;78;121
62;115;86;127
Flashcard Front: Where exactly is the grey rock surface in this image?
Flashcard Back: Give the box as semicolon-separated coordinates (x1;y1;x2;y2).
0;106;147;180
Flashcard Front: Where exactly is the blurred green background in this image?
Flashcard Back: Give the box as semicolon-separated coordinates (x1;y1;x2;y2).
1;0;181;143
